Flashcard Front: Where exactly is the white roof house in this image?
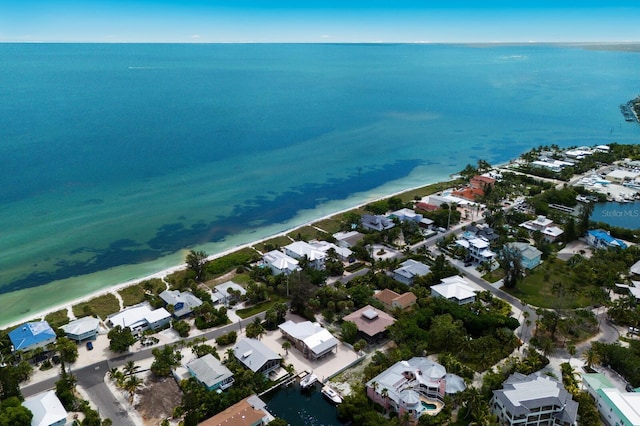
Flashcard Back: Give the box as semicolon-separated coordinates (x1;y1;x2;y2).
262;250;301;275
597;387;640;426
23;390;68;426
431;276;478;305
212;281;246;305
159;289;203;318
106;303;171;333
333;230;365;248
520;215;564;242
393;259;431;286
389;208;423;223
283;241;327;270
631;260;640;276
278;320;338;360
310;240;353;260
233;338;281;376
60;316;100;342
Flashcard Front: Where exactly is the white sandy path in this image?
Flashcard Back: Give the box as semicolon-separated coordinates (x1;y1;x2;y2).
4;177;460;330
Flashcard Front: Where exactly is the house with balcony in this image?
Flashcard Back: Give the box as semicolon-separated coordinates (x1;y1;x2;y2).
233;338;281;378
491;372;578;426
342;305;396;342
187;353;234;391
520;215;564;242
389;208;423;223
9;321;57;352
106;303;171;335
159;289;203;318
506;242;543;270
212;281;246;306
586;229;628;250
455;237;496;265
361;214;395;231
60;316;100;342
430;276;478;305
283;241;326;270
278;320;338;360
262;250;301;276
333;230;365;249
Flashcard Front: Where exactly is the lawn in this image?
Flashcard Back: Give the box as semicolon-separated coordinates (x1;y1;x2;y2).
72;293;120;319
287;225;324;242
482;268;505;283
253;235;293;253
118;284;146;307
503;259;594;309
236;295;288;319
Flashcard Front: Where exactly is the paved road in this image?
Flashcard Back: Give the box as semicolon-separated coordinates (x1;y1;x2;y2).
22;311;266;424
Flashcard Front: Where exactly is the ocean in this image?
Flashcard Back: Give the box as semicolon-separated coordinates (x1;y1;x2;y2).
1;43;639;326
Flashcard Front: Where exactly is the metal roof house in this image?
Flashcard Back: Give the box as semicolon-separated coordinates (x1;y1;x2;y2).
506;242;543;270
278;320;338;360
233;338;282;377
187;353;234;391
431;276;478;305
262;250;301;276
23;390;68;426
60;316;100;342
491;372;578;426
283;241;327;270
159;289;203;318
9;321;56;352
393;259;431;286
212;281;247;306
198;395;271;426
586;229;628;250
106;303;171;334
342;305;396;342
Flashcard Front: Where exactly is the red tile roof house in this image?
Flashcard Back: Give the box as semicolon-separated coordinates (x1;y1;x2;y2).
342;305;396;342
374;289;417;311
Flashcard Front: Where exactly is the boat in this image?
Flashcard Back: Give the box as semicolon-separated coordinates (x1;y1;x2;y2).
321;385;343;404
300;373;318;390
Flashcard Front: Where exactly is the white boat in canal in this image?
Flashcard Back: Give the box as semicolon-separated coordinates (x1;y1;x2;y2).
300;373;318;390
321;386;343;404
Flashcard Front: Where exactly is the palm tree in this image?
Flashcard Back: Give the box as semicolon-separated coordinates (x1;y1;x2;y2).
109;368;125;388
567;344;576;362
582;346;601;371
123;375;143;404
281;341;291;356
123;360;140;377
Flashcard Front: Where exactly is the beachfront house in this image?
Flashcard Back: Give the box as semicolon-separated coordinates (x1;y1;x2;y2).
430;276;478;305
23;390;68;426
159;289;203;318
212;281;246;306
392;259;431;286
262;250;301;276
333;230;365;249
310;240;353;261
198;395;271;426
278;320;338;360
9;321;57;353
342;305;396;342
366;357;465;422
506;242;543;270
389;208;423;223
374;289;417;311
187;353;234;391
586;229;628;250
106;303;171;335
491;372;578;426
361;214;395;232
233;338;281;378
519;215;564;242
60;316;100;342
283;241;326;270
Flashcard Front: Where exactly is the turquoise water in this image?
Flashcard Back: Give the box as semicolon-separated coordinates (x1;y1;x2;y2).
1;43;639;325
422;401;437;410
262;383;345;426
591;201;640;230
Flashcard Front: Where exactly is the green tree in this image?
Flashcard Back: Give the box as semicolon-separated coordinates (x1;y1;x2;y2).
151;345;182;377
107;326;136;353
341;321;358;344
56;337;79;365
186;249;208;282
123;375;143;404
0;396;33;426
281;341;291;355
245;317;266;340
498;245;523;289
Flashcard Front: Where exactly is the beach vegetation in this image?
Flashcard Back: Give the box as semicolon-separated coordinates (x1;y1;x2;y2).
236;294;287;319
215;331;237;346
245;317;265;340
193;303;229;330
72;293;120;320
107;325;136;353
287;225;324;242
186;250;208;282
44;309;69;329
253;235;293;253
118;284;146;307
140;278;167;295
204;248;260;279
172;320;190;338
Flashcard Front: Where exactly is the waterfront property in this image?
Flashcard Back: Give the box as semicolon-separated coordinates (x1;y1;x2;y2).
520;215;564;242
506;242;543;270
586;229;628;250
186;353;235;391
333;230;365;249
283;241;327;270
23;390;68;426
278;320;338;360
365;357;465;422
233;338;282;378
262;250;301;276
212;281;247;306
9;321;56;352
361;214;396;231
430;276;478;305
393;259;431;286
198;394;272;426
342;305;395;342
491;372;578;426
60;316;100;342
389;208;423;223
159;289;203;318
105;303;171;335
374;288;417;311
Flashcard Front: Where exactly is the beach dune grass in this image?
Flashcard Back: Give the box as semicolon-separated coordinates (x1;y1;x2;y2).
72;293;120;320
253;236;293;253
44;309;70;328
118;284;146;307
287;225;326;242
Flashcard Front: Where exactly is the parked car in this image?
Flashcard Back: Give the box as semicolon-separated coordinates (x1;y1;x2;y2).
86;341;94;351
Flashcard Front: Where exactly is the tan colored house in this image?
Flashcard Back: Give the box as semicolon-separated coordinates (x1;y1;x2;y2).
374;289;417;311
343;305;395;342
198;395;270;426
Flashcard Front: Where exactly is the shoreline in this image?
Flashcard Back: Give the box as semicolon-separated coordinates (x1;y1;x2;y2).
1;176;459;330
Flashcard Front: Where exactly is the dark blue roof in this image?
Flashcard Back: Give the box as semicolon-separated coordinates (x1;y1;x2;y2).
8;321;56;351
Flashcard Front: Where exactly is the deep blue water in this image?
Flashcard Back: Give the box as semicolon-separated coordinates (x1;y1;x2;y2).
591;201;640;230
1;43;639;324
262;382;346;426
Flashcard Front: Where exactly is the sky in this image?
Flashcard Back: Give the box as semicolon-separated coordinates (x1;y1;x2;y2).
1;1;639;43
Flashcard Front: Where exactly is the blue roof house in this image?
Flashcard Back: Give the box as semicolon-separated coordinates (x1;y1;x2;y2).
9;321;57;352
586;230;628;250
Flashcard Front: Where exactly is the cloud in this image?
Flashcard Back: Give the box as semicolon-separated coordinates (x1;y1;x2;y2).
321;34;330;38
192;34;201;39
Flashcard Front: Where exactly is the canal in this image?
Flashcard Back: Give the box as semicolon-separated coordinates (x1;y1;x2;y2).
262;382;347;426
